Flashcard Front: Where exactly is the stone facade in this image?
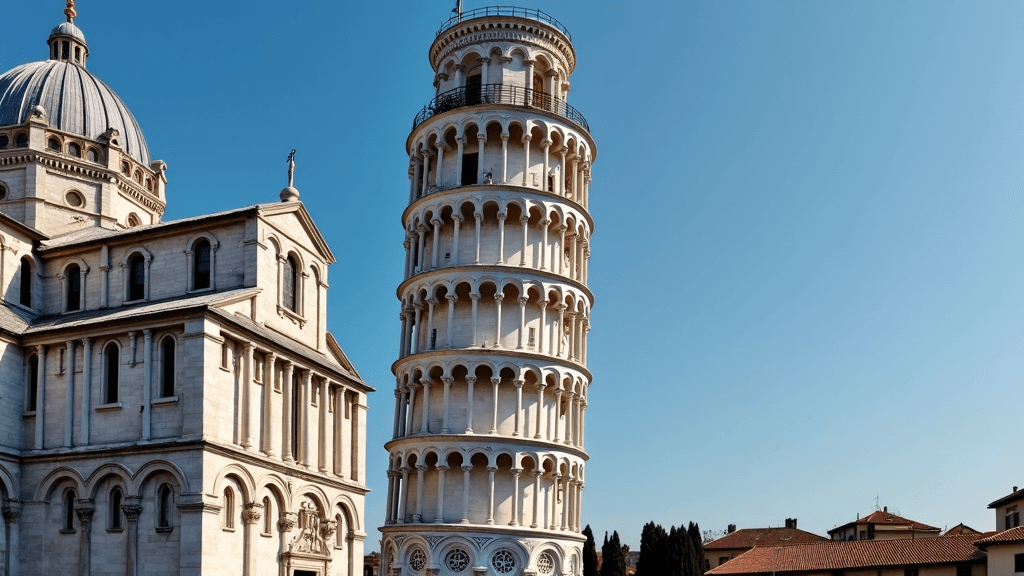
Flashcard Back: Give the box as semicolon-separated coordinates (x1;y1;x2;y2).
379;8;597;576
0;6;371;576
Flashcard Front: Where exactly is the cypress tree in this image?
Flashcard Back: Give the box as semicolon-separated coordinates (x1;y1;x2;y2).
636;521;668;576
668;525;685;576
583;525;599;576
688;522;705;575
600;531;627;576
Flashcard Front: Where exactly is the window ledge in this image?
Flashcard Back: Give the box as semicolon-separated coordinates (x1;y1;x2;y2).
222;527;236;533
153;396;179;406
156;526;173;533
59;529;76;535
187;286;213;295
276;305;306;327
107;527;124;533
123;298;148;306
260;532;273;538
22;410;36;418
95;402;123;412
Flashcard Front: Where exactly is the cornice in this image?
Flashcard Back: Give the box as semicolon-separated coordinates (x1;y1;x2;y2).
390;347;593;383
396;264;595;306
401;184;595;233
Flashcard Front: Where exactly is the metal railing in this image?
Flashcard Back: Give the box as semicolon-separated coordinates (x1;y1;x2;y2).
412;83;589;131
437;6;571;40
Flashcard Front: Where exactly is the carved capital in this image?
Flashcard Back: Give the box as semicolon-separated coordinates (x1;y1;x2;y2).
320;519;337;541
122;495;143;522
74;499;96;525
242;502;263;525
2;500;21;525
278;512;298;532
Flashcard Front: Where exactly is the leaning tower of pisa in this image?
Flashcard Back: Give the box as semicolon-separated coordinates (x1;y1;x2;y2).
380;7;597;576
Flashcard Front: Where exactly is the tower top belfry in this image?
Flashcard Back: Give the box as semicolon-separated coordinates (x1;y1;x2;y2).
381;6;597;576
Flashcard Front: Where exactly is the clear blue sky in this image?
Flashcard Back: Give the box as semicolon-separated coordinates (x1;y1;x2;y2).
5;0;1022;549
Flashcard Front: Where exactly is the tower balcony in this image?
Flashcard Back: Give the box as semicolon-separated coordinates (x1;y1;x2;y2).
436;6;573;40
412;84;590;132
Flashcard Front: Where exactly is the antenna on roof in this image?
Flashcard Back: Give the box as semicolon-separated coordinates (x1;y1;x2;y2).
873;496;880;511
453;0;463;21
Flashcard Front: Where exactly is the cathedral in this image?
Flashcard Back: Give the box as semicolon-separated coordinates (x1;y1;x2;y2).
0;3;371;575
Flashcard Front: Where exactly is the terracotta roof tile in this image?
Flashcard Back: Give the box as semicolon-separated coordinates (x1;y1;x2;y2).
828;509;941;535
975;526;1024;547
706;534;986;575
943;524;981;536
705;528;827;550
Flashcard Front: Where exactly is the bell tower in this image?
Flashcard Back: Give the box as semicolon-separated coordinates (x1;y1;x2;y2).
381;6;597;576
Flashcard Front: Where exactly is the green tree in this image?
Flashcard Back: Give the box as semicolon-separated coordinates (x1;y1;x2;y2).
688;522;705;575
636;521;668;576
600;531;627;576
583;525;599;576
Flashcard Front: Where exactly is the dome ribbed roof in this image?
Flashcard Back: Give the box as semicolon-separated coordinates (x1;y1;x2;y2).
50;21;86;43
0;60;150;165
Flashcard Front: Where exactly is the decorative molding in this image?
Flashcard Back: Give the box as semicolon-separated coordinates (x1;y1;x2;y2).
471;536;493;550
425;535;444;549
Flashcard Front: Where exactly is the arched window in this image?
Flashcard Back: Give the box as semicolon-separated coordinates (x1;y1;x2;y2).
47;138;61;152
128;254;145;300
87;148;99;163
66;264;81;312
335;513;344;548
64;490;76;531
160;337;175;398
127;213;142;228
19;257;32;308
0;184;6;200
0;135;8;148
262;496;272;535
15;134;28;148
68;142;81;157
283;255;298;312
26;354;38;412
193;239;211;290
104;343;119;403
222;487;235;529
109;487;123;529
158;485;173;529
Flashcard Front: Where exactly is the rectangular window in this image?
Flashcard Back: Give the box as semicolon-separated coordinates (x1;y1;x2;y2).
1014;552;1024;572
719;557;728;566
528;327;536;347
1008;506;1020;528
904;569;919;576
956;566;972;576
462;153;479;186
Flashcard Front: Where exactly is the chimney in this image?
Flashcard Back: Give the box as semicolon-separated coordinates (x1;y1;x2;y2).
727;524;736;534
1014;486;1019;493
785;518;797;529
883;506;888;513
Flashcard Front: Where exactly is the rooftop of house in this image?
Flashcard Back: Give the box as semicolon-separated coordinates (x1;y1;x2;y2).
944;524;982;536
705;527;828;550
988;486;1024;509
706;534;989;575
975;526;1024;548
828;507;941;535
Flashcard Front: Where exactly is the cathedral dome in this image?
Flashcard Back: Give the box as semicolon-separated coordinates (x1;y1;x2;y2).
0;17;151;165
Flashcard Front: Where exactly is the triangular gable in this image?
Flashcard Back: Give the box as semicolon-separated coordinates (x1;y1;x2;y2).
258;202;335;264
327;332;364;382
0;211;48;243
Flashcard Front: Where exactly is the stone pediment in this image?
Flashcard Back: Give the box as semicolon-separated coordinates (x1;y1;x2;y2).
259;202;336;265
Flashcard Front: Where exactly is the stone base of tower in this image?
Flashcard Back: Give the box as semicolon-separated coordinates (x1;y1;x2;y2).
380;526;584;576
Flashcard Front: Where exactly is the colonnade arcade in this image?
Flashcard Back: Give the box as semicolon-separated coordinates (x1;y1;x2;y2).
391;360;589;447
384;448;585;533
408;116;593;209
436;46;572;101
403;194;591;284
398;278;590;363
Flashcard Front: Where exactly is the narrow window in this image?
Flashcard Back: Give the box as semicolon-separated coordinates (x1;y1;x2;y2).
262;497;272;535
161;338;175;398
1015;553;1024;573
64;490;77;531
109;488;123;529
19;257;32;307
466;73;482;106
121;161;131;176
462;152;479;185
27;354;38;411
223;488;235;529
283;255;298;312
104;343;119;403
528;327;536;347
193;239;211;289
158;485;172;528
1008;506;1020;529
66;264;81;312
74;47;81;63
335;514;344;548
128;254;145;300
291;375;300;457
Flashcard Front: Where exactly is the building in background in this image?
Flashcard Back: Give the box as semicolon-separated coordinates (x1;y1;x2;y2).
704;519;827;569
828;506;942;542
379;6;597;576
0;3;371;575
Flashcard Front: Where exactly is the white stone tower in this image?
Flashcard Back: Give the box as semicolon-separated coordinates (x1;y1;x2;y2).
380;6;597;576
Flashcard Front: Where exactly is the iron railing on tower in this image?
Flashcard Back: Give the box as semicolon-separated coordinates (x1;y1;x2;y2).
412;83;589;131
437;6;571;40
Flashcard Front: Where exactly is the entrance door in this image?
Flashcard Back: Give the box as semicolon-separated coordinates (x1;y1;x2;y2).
462;152;479;185
294;571;318;576
466;74;482;106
